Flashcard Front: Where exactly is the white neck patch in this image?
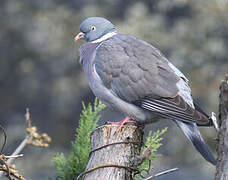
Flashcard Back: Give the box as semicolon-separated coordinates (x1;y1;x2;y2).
91;31;117;43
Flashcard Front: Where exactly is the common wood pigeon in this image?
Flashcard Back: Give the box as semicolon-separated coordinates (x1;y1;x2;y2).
74;17;216;165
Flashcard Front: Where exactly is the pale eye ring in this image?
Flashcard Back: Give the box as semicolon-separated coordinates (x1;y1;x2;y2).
91;26;96;31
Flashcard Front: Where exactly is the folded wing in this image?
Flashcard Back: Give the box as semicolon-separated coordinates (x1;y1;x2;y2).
94;34;210;125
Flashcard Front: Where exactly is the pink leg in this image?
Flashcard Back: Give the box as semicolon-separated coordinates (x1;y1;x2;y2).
107;117;136;132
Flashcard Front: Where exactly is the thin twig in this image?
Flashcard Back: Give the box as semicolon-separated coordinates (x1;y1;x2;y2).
143;168;179;180
25;108;31;128
134;145;152;167
0;108;51;179
0;165;26;180
6;108;32;165
0;109;32;178
77;164;140;180
0;136;30;177
6;136;30;165
0;123;7;154
1;156;12;180
89;141;141;157
4;154;23;159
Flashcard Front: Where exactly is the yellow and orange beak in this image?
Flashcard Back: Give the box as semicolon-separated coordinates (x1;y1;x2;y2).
74;32;85;42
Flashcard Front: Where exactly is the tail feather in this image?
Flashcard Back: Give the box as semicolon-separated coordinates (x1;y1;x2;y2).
174;120;216;165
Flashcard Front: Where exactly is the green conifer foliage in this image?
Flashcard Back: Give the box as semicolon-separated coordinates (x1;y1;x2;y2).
135;128;168;179
53;98;106;180
53;99;167;180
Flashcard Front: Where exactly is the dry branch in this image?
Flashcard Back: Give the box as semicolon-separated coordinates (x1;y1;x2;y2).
0;108;51;179
0;124;7;154
144;168;179;180
215;75;228;180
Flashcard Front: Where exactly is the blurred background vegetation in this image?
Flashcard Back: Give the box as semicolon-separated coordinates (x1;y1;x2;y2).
1;0;227;179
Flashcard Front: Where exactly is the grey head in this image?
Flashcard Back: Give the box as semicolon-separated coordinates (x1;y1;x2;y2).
74;17;118;42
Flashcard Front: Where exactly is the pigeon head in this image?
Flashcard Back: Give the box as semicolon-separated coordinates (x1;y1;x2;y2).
74;17;117;42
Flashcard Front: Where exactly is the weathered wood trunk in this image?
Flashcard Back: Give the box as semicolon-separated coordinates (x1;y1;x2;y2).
83;125;143;180
215;75;228;180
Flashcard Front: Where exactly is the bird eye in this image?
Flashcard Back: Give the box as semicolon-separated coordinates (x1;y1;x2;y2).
91;26;96;31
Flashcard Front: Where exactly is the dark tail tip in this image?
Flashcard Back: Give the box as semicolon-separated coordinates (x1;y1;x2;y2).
174;120;216;165
190;133;216;165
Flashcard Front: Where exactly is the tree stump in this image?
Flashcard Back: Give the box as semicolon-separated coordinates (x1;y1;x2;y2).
83;124;143;180
215;75;228;180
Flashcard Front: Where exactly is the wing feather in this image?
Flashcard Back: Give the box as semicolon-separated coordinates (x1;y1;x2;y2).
133;95;211;125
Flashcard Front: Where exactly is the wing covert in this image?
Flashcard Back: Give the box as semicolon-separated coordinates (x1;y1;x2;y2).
94;34;180;102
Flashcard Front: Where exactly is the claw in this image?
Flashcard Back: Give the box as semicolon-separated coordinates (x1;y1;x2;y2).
107;117;136;132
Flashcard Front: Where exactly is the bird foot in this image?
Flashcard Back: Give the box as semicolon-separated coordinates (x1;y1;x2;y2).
106;117;136;132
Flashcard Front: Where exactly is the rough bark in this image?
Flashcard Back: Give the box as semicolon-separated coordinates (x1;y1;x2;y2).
215;75;228;180
83;124;144;180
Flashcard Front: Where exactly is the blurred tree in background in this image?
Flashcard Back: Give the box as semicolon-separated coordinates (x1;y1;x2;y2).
0;0;227;179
